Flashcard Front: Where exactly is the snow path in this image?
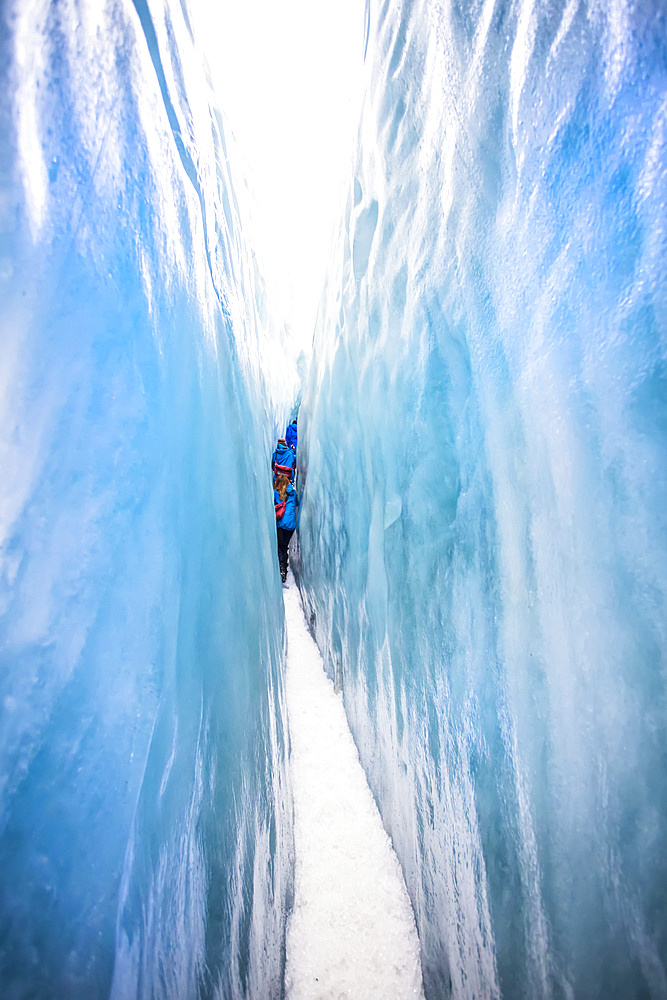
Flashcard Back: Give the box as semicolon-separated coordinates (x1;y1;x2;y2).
283;574;424;1000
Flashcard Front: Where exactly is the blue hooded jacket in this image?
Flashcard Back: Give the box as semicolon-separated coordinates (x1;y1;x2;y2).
272;440;295;478
274;482;299;531
285;421;297;451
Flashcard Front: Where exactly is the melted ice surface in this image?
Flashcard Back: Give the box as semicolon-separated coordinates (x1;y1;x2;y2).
284;576;424;1000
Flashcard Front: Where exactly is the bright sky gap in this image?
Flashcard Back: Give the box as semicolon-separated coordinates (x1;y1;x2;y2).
189;0;367;352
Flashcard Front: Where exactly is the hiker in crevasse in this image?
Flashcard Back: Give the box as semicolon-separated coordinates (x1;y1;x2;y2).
272;437;296;480
285;418;297;452
274;473;299;583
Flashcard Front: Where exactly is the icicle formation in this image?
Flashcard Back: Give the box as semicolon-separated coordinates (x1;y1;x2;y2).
0;1;293;997
297;1;667;997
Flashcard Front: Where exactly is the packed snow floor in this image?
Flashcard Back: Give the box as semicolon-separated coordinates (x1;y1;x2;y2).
283;573;424;1000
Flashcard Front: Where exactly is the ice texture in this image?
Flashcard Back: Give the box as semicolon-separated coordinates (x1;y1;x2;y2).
295;2;667;998
0;1;294;997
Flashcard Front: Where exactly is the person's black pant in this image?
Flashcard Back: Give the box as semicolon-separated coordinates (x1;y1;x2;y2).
277;527;294;579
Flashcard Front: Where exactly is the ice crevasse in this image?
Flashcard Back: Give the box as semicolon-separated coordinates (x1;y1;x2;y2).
1;0;667;999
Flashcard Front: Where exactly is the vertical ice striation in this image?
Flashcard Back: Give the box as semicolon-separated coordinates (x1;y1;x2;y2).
296;1;667;998
0;1;294;997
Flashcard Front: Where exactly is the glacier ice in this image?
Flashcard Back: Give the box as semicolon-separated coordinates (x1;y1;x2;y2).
2;0;667;997
295;1;667;998
0;0;294;997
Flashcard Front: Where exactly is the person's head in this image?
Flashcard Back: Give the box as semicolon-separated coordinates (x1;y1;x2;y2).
278;437;286;446
274;473;290;500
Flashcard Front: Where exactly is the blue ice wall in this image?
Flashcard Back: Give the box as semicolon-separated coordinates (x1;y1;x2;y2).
0;1;294;997
296;1;667;997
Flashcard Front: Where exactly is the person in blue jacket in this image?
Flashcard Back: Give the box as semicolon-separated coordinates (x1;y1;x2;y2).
272;438;296;480
285;419;297;452
274;473;299;582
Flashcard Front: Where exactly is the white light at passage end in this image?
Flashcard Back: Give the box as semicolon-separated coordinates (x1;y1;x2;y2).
189;0;367;354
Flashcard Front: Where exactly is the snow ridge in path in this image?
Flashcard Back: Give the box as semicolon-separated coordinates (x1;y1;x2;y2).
283;575;424;1000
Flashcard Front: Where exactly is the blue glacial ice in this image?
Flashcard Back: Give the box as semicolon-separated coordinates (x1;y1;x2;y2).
295;1;667;998
0;0;295;997
2;0;667;998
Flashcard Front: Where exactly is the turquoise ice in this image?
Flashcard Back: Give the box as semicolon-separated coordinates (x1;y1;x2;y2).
1;0;666;999
0;1;293;996
296;2;667;998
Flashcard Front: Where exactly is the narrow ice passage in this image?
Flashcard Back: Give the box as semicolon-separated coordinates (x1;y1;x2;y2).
283;574;424;1000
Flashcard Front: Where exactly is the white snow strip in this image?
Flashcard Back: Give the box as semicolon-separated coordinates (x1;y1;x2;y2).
283;574;425;1000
